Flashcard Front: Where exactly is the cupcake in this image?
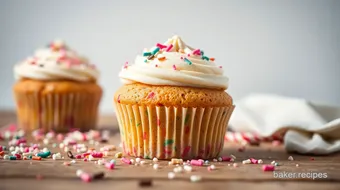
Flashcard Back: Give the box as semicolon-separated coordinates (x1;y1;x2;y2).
114;35;234;160
13;40;102;133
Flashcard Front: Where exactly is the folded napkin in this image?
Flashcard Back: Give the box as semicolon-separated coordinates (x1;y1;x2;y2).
229;94;340;155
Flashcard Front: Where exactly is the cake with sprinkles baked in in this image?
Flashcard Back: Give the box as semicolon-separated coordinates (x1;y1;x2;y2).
114;35;234;160
13;40;102;133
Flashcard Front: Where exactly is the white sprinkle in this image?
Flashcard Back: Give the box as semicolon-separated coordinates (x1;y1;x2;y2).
228;164;231;166
42;147;49;152
271;161;276;165
168;161;173;165
230;154;236;160
43;138;49;145
233;163;238;167
88;155;96;161
210;165;216;170
76;169;84;177
70;160;76;164
130;159;135;164
184;165;193;172
97;159;105;165
153;164;159;170
258;159;263;164
173;166;183;173
242;159;251;164
296;164;299;167
64;147;69;152
153;157;158;162
288;156;294;161
135;158;141;163
9;146;14;151
213;159;217;162
168;172;175;179
4;155;10;160
140;161;146;165
218;157;223;162
59;143;64;149
190;175;202;182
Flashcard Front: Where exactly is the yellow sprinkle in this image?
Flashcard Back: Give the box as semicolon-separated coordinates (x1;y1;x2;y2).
115;152;123;158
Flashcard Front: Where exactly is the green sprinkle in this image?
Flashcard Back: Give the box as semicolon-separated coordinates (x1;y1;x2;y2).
143;52;152;56
28;155;32;159
9;156;17;160
152;47;160;55
185;114;190;124
136;123;141;127
202;56;209;61
52;143;57;148
201;50;204;56
144;59;148;63
144;155;150;159
184;57;192;65
164;139;174;146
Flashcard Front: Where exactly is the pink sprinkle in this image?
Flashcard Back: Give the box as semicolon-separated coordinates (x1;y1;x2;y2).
166;44;173;52
91;152;103;158
190;159;203;166
182;146;191;157
155;64;158;67
192;49;201;55
7;124;17;132
156;43;167;49
75;154;82;159
187;54;191;57
80;173;92;183
221;156;233;162
24;147;29;153
0;146;2;152
272;140;281;146
172;65;177;70
105;162;115;170
262;165;275;171
250;158;258;164
180;57;184;59
83;158;88;162
147;92;155;99
121;157;131;165
219;66;223;69
15;154;22;159
117;95;121;103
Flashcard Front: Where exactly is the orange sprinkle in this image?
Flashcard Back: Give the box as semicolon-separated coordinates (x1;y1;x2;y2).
158;57;166;61
210;58;215;61
32;156;42;161
179;49;185;53
0;151;4;156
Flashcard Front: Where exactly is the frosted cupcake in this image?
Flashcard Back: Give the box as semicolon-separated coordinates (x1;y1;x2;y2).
114;36;234;159
13;40;102;133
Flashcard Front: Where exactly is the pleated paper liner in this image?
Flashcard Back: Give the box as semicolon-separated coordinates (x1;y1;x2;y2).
114;103;235;160
14;92;101;133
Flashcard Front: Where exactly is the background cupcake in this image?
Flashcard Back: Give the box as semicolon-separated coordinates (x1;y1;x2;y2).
13;40;102;133
114;36;234;160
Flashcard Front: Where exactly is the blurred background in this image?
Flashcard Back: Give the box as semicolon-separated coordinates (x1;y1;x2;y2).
0;0;339;113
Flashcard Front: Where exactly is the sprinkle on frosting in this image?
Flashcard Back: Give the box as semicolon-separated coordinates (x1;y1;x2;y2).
14;40;99;82
119;35;229;89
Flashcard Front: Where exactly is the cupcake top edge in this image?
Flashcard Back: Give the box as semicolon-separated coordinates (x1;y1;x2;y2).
119;35;229;90
14;40;99;82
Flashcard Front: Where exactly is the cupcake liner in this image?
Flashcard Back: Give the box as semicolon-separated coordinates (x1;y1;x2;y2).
114;103;234;159
15;92;100;132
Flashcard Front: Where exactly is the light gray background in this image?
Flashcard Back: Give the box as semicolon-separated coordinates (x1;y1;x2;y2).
1;0;340;113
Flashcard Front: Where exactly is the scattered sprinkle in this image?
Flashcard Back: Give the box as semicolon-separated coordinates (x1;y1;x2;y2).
210;58;215;61
156;43;167;49
151;47;160;55
233;163;238;167
184;57;192;65
153;164;159;170
152;157;158;162
288;156;294;161
166;44;173;52
242;159;251;164
168;172;175;179
296;164;299;167
143;52;152;56
190;175;202;182
172;65;177;70
262;165;275;171
258;159;263;164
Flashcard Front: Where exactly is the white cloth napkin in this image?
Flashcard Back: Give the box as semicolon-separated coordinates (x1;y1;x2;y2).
229;94;340;155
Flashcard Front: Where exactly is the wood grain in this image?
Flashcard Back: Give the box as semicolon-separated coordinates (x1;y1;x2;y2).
1;110;340;190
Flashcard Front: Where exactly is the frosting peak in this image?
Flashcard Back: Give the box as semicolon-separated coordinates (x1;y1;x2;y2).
119;35;229;89
14;40;99;82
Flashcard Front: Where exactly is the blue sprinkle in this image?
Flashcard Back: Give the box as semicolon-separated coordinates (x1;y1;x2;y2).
143;52;152;56
151;47;160;55
184;58;192;65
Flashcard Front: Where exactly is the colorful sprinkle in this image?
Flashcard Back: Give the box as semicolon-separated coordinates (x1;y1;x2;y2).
219;66;222;69
121;157;132;164
184;114;190;124
184;58;192;65
156;43;167;49
158;56;166;61
192;49;201;55
166;44;173;52
172;65;177;70
202;56;209;61
143;52;152;56
210;58;215;61
144;59;148;63
155;64;158;67
136;123;141;127
117;95;121;103
151;47;160;55
164;139;174;146
262;165;275;171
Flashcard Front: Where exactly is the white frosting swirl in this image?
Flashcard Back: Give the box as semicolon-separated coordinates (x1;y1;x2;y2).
119;36;229;89
14;40;99;82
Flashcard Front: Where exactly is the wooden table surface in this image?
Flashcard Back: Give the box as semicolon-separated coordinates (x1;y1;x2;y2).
1;111;340;190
